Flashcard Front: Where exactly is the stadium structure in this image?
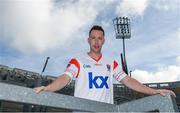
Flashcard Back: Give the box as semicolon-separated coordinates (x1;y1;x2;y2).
0;64;179;112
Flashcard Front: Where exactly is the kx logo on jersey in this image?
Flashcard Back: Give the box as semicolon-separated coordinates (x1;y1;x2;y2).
88;72;109;89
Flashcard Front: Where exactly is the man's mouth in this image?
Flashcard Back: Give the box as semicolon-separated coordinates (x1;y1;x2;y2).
93;45;99;49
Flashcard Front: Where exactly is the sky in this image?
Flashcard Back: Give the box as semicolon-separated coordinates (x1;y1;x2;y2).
0;0;180;83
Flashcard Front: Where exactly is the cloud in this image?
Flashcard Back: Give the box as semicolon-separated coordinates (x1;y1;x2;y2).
0;0;113;54
1;0;54;53
132;65;180;83
115;0;180;17
151;0;180;11
115;0;149;17
176;56;180;65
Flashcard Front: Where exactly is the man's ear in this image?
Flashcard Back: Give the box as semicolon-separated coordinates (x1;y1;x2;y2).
88;37;90;44
102;37;105;45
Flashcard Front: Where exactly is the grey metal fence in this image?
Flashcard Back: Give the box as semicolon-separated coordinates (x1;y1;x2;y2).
0;82;178;112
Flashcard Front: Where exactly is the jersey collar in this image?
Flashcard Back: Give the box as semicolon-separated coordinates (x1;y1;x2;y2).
87;52;102;62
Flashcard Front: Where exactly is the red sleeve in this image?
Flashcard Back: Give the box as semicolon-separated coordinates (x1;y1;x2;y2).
69;58;80;78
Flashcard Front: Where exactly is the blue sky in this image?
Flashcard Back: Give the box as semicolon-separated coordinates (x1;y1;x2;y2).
0;0;180;83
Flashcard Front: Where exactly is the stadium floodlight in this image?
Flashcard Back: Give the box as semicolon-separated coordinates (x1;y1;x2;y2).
113;17;131;39
113;17;131;75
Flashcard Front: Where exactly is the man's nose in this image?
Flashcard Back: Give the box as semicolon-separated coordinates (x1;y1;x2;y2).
95;40;99;44
95;39;99;43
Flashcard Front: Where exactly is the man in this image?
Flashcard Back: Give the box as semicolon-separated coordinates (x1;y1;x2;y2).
34;25;176;104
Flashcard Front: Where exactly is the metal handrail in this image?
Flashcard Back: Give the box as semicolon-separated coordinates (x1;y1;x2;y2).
0;82;178;112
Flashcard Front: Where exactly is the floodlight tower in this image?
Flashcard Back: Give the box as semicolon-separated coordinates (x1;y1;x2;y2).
36;57;50;86
113;17;131;75
41;57;50;75
35;57;50;111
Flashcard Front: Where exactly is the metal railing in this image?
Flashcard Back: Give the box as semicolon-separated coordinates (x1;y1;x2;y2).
0;82;178;112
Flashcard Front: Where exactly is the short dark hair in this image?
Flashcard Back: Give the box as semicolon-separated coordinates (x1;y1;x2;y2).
89;25;105;36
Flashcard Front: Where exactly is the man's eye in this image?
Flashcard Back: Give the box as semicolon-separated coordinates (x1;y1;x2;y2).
98;37;102;40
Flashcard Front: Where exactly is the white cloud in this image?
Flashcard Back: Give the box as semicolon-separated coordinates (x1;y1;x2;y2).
116;0;149;17
151;0;180;11
115;0;180;17
132;65;180;83
0;0;113;54
176;56;180;65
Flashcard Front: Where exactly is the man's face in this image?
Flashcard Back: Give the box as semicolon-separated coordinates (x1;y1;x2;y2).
88;30;105;54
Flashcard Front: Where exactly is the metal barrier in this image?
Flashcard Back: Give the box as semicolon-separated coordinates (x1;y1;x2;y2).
0;82;178;112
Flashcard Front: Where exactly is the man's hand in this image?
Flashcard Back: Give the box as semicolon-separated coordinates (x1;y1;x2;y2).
33;74;71;94
34;86;46;94
121;76;176;98
154;89;176;97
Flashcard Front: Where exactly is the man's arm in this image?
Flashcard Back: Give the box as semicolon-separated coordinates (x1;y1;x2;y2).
34;74;71;94
121;75;176;97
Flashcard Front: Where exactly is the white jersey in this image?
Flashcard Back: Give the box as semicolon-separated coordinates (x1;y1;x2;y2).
63;53;127;104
